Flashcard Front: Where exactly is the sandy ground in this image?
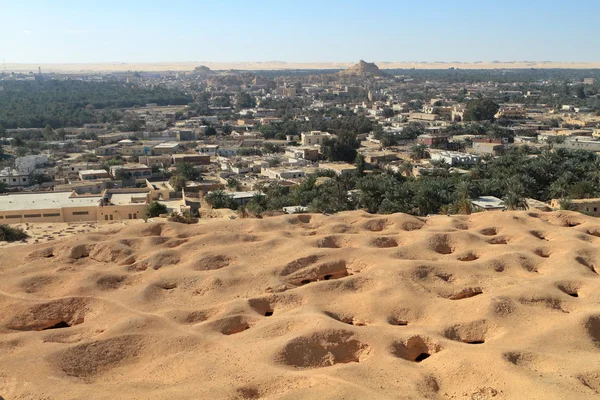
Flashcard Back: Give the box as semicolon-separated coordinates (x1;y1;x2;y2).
1;210;600;399
6;61;600;73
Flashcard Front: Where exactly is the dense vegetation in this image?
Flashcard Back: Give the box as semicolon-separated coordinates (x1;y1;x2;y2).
0;225;28;242
0;80;192;129
206;148;600;216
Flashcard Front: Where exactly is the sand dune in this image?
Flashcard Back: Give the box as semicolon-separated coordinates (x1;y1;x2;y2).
6;61;600;73
1;210;600;399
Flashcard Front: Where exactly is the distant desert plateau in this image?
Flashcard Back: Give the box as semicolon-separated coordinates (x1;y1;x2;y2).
5;61;600;73
1;210;600;399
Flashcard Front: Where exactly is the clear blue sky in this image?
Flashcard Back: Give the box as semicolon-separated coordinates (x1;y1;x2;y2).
1;0;598;63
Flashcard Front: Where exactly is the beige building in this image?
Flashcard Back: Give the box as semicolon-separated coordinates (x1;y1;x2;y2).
550;198;600;217
0;189;152;224
301;131;334;146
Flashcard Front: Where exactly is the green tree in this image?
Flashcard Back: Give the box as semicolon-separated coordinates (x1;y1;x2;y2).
382;108;395;118
464;99;500;121
146;201;168;217
355;153;366;177
169;175;187;191
175;162;199;181
205;190;237;209
409;143;430;160
235;92;256;109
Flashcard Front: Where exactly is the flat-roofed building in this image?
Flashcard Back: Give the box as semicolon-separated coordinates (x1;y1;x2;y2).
301;131;334;146
79;169;110;181
153;142;182;155
0;189;152;223
109;164;152;179
171;154;211;166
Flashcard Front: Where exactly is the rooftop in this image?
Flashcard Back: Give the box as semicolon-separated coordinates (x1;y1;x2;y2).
0;192;100;211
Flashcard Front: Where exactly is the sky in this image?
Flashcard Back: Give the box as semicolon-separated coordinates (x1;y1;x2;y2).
1;0;599;64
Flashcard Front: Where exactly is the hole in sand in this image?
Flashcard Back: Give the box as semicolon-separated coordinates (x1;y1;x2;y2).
443;320;492;344
362;218;390;232
479;228;497;236
6;298;87;331
449;287;483;300
533;248;551;258
325;312;367;326
278;330;371;369
288;260;352;287
42;321;71;330
458;252;478;262
264;311;273;317
388;316;408;326
391;336;440;362
316;236;346;248
192;254;232;271
584;315;600;346
557;282;581;298
530;230;549;241
488;237;508;245
576;256;598;274
369;237;399;248
586;229;600;238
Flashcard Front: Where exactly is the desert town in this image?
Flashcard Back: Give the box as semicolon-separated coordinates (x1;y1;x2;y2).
2;61;600;229
2;59;600;400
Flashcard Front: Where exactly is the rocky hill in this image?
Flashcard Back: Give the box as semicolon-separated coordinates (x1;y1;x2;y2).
339;60;389;77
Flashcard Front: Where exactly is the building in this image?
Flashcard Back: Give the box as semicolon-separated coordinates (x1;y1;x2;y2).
261;168;306;180
197;145;219;156
318;162;357;176
176;130;196;141
431;151;480;166
0;168;30;187
301;131;334;146
171;154;211;166
472;138;506;155
285;147;319;162
495;105;527;120
417;134;449;148
551;198;600;217
109;164;152;179
79;169;110;181
138;155;172;167
584;78;597;85
471;196;505;211
0;189;151;223
555;138;600;152
153;142;182;155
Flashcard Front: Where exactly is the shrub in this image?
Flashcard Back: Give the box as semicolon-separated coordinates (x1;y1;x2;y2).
146;201;168;217
167;211;198;224
0;224;28;242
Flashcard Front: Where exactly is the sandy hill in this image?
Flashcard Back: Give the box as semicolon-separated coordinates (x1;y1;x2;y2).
339;60;390;78
1;210;600;399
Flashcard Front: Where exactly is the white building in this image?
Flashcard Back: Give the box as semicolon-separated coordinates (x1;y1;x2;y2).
15;155;49;174
431;151;480;166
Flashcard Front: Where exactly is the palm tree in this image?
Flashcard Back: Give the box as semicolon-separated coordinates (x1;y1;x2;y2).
503;190;528;210
410;144;430;161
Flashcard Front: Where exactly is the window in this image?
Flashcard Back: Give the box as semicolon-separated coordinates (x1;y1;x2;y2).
128;214;132;219
105;215;109;221
72;211;89;216
595;208;598;212
24;214;42;218
43;213;60;217
109;215;113;220
12;178;16;182
5;215;21;219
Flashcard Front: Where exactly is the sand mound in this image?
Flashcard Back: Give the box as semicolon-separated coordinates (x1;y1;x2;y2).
2;210;600;399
